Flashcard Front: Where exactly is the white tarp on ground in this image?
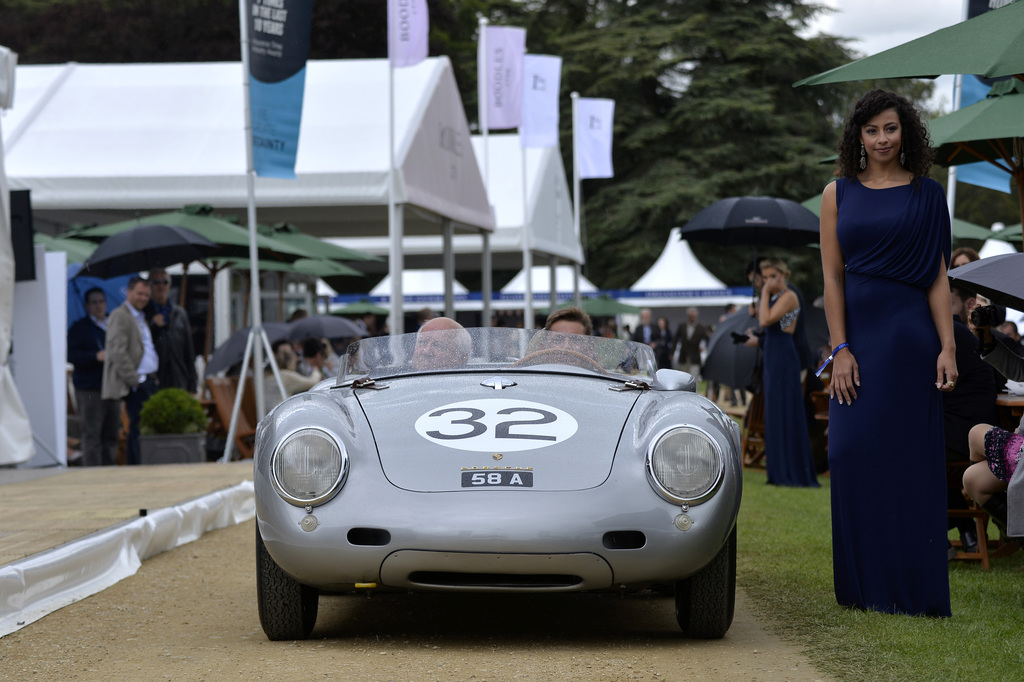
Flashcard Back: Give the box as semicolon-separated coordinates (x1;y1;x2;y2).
0;480;254;638
620;227;751;310
326;133;583;270
3;58;494;237
0;44;34;467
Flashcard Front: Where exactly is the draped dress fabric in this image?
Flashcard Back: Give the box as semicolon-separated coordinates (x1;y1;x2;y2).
763;297;819;487
830;176;952;617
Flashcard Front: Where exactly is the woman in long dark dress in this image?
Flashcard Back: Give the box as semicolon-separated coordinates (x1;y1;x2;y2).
819;90;956;617
758;258;818;487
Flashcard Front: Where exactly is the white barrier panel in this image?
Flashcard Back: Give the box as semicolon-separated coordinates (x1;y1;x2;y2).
0;480;255;637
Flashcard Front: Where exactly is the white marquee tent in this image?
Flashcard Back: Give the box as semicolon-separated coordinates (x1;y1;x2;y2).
4;58;494;238
620;227;750;311
4;57;496;334
326;133;583;271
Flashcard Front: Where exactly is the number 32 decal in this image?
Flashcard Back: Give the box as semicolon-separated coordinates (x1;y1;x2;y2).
414;399;578;452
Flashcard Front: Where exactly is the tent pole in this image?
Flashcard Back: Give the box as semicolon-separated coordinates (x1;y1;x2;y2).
548;255;557;313
571;92;583;311
522;145;534;328
482;231;492;327
237;0;265;434
478;17;492;328
443;219;455;318
388;48;404;335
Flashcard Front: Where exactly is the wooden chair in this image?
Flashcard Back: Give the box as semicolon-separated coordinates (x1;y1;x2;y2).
206;376;257;459
946;460;994;569
741;391;766;468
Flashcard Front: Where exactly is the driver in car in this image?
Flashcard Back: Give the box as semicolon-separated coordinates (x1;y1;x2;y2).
523;307;598;362
411;317;473;371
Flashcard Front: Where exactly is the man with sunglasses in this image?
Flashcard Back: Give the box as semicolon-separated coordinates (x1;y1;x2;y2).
145;268;197;394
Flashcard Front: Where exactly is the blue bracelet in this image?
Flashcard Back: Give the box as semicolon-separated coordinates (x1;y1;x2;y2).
815;342;850;378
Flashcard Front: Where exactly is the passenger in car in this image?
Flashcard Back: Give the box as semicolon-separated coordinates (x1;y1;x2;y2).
411;317;473;370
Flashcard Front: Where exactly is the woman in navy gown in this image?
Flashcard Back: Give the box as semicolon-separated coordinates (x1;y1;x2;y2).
819;90;956;617
758;258;818;487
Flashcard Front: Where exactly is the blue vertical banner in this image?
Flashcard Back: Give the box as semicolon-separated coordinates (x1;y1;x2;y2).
247;0;314;179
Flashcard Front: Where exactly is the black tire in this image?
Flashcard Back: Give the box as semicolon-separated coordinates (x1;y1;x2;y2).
674;526;737;639
256;524;319;640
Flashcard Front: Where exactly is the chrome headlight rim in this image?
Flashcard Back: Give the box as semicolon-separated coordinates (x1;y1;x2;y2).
270;426;349;507
646;424;724;505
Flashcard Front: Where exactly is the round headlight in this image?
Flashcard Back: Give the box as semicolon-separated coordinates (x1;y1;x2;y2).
271;427;348;506
647;426;723;504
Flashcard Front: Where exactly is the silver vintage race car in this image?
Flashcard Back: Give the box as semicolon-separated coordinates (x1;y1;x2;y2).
254;326;742;640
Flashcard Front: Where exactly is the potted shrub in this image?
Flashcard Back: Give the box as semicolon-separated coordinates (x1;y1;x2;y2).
139;387;208;464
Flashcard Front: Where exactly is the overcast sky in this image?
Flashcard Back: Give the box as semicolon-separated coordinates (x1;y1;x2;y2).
803;0;968;112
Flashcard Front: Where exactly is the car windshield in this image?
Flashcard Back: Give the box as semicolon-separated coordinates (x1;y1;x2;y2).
339;327;657;382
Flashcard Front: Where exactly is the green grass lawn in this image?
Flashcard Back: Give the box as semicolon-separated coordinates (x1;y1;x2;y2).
737;468;1024;681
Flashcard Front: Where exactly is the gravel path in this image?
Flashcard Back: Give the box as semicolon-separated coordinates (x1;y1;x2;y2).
1;519;829;681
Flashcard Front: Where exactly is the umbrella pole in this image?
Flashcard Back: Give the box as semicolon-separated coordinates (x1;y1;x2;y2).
203;263;222;364
278;272;285;321
1015;139;1024;243
179;265;190;308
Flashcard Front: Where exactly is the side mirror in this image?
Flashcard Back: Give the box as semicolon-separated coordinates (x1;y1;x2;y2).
652;368;697;392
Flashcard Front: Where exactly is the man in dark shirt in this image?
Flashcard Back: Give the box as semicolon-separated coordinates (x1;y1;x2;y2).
145;268;197;393
67;288;122;466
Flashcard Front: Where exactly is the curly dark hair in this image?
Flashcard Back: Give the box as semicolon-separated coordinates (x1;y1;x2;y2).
836;89;934;181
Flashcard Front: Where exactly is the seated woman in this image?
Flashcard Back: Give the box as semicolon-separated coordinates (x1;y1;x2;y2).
962;313;1024;536
264;342;321;408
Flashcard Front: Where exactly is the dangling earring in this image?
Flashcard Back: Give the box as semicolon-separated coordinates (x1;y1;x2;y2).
859;143;867;170
900;150;906;166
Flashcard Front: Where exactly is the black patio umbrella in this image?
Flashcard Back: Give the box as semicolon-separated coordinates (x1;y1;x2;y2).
205;322;292;376
701;308;759;390
77;224;219;278
677;196;820;247
289;315;367;342
947;253;1024;312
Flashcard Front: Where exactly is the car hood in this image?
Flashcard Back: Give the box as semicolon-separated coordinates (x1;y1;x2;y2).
354;373;641;492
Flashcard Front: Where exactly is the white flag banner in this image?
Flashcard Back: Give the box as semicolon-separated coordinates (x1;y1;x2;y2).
388;0;429;68
478;25;526;130
520;55;562;148
575;97;615;179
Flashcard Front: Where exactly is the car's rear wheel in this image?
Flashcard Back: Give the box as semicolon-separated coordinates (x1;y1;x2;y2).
256;524;319;640
674;526;736;639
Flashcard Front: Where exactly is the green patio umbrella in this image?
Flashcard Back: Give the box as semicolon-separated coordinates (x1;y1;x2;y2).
258;222;381;264
794;0;1024;87
991;224;1022;243
34;233;96;263
71;205;307;262
928;79;1024;242
332;299;390;316
540;295;641;317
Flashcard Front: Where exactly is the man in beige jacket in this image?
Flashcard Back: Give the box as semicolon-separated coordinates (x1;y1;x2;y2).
102;277;159;465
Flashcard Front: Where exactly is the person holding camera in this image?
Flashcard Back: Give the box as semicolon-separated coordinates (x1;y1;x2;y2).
945;285;1001;556
819;90;955;617
962;305;1024;538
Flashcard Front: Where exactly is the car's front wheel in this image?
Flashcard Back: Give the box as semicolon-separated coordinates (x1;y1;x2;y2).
674;526;736;639
256;524;319;640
